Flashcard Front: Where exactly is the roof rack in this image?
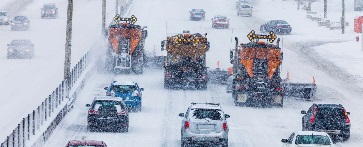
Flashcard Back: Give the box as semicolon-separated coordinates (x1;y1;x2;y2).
191;102;220;106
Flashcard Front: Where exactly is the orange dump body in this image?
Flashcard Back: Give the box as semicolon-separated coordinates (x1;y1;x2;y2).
239;44;281;79
108;24;142;54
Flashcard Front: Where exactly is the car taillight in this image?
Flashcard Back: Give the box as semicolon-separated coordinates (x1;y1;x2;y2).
184;121;189;129
310;108;317;123
118;110;127;115
200;75;207;79
165;73;172;78
277;25;283;28
89;109;98;114
106;92;111;96
344;108;350;124
275;87;283;91
223;123;227;131
237;85;245;90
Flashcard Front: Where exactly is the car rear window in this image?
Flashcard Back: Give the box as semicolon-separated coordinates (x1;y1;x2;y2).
111;85;136;93
44;5;56;9
241;5;251;8
191;109;223;120
11;40;31;46
295;135;331;145
0;12;7;16
92;100;124;110
316;107;345;119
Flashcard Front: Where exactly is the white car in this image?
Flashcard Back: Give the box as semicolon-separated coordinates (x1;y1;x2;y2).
237;3;253;17
0;10;9;25
281;131;335;147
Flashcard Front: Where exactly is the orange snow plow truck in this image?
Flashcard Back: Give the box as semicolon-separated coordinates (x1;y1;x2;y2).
230;30;316;107
106;16;147;74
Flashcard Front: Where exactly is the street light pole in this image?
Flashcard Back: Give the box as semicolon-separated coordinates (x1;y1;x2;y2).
341;0;345;34
324;0;327;18
115;0;119;15
102;0;106;34
64;0;73;82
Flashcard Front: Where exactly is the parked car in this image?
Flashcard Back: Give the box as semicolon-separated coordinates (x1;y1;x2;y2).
179;103;230;147
104;80;144;112
189;9;205;21
260;20;292;35
86;96;129;132
41;3;58;19
65;140;107;147
0;10;9;25
211;15;229;29
10;16;30;31
237;3;252;17
301;104;351;141
7;40;34;59
281;131;335;147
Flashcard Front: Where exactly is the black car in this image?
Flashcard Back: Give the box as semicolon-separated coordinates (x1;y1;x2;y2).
86;96;129;132
301;104;351;141
260;20;292;35
10;16;30;31
189;9;205;21
41;3;58;19
7;40;34;59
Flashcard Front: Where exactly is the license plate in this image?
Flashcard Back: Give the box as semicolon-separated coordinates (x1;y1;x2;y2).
198;124;215;130
237;94;247;102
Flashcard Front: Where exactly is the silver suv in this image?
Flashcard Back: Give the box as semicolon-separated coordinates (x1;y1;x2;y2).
0;10;9;25
179;103;230;147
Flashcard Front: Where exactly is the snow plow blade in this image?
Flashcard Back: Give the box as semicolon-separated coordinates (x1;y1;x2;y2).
282;82;317;100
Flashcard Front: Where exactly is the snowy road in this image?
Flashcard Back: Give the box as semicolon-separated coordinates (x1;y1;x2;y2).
43;0;363;147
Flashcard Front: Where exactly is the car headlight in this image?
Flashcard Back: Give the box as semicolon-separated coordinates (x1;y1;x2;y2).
8;49;13;52
11;22;15;25
4;18;7;21
25;49;29;52
24;23;27;25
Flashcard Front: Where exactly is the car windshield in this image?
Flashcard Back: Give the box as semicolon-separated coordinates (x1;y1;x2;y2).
316;107;345;119
92;100;124;110
0;12;6;16
241;5;251;8
191;109;223;120
295;135;331;145
44;5;56;9
274;20;288;24
11;40;31;46
111;85;136;93
14;16;26;21
216;16;227;20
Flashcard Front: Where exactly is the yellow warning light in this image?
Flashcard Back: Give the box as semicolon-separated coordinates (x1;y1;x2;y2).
247;30;277;43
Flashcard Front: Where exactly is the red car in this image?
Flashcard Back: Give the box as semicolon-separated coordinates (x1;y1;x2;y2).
211;15;229;29
65;140;107;147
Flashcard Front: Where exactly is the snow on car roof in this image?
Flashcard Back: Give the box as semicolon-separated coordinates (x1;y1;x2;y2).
67;140;105;145
94;96;123;101
112;80;136;86
190;103;221;109
295;131;330;136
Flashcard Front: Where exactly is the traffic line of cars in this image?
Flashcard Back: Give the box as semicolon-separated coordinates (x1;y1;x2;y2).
2;3;58;59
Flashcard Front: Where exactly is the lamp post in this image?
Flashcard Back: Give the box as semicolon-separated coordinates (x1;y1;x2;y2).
64;0;73;83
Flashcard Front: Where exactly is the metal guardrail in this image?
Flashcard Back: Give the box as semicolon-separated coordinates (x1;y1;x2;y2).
0;0;135;146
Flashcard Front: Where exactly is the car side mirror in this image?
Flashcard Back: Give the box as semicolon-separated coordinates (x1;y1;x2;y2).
224;114;230;119
104;87;108;90
301;110;307;114
281;139;288;143
140;88;144;91
347;112;350;115
7;44;9;46
179;113;184;117
86;104;91;107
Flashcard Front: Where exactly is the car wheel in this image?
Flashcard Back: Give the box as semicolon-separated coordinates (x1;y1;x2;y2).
341;129;350;141
221;138;228;147
88;126;96;132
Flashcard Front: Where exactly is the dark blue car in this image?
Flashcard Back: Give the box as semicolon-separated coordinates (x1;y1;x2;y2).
104;81;144;112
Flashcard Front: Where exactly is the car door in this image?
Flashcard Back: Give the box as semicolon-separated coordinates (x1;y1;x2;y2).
303;105;315;129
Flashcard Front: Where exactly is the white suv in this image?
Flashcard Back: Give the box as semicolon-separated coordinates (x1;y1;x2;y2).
0;10;9;25
179;103;230;147
237;3;253;17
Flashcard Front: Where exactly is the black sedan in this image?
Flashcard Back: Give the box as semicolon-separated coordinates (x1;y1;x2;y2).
7;40;34;59
260;20;292;35
10;16;30;31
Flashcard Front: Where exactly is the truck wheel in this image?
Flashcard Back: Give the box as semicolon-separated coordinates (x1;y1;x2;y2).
164;81;170;89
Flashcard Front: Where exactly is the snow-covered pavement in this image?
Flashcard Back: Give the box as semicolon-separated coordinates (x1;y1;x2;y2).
43;0;363;147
